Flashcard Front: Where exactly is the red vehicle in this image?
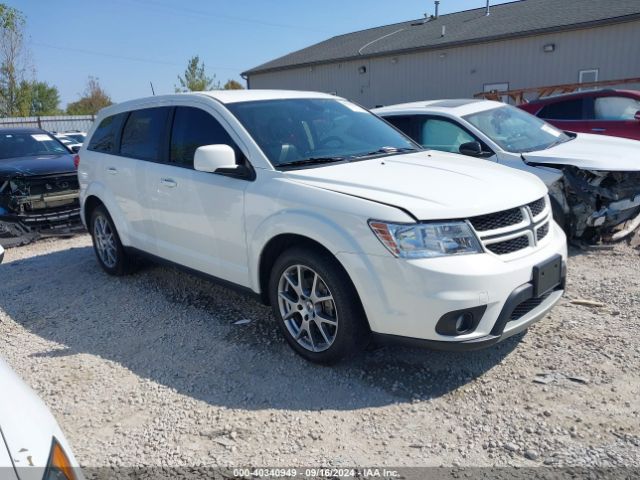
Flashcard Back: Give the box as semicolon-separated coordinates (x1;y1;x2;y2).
519;89;640;141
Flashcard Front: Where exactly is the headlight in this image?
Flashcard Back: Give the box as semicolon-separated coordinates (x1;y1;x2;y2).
44;438;77;480
369;220;483;258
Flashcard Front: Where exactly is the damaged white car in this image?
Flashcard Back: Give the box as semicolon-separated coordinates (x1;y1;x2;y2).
375;100;640;242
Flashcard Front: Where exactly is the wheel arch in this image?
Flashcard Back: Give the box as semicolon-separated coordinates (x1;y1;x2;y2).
257;234;368;332
258;234;336;303
83;195;104;227
81;182;132;245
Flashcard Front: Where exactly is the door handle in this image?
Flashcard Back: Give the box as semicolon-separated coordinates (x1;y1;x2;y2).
106;167;118;175
160;178;178;188
591;128;607;132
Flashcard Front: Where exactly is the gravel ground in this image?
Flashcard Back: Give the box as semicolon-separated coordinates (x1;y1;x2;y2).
0;234;639;471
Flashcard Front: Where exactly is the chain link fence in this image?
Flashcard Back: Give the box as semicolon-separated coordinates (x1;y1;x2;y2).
0;115;95;133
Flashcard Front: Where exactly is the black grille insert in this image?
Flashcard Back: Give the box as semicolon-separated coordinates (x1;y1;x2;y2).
537;223;550;241
528;197;546;217
469;207;523;232
510;292;552;321
487;235;530;255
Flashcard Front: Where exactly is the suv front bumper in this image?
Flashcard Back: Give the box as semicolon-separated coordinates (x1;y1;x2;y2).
337;221;567;349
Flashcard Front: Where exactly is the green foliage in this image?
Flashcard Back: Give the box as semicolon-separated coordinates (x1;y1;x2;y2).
20;80;61;115
0;3;27;116
223;79;244;90
175;55;218;92
0;3;24;33
0;5;62;117
66;76;112;115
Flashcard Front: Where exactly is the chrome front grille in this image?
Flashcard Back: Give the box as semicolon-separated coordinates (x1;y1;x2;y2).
470;197;551;257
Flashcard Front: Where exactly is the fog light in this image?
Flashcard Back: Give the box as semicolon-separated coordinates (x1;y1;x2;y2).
455;312;474;333
436;306;487;337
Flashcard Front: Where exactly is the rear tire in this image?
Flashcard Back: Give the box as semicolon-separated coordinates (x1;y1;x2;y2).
268;246;369;364
89;205;135;276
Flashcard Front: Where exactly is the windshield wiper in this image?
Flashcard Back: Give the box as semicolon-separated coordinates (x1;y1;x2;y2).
351;147;419;159
277;157;346;168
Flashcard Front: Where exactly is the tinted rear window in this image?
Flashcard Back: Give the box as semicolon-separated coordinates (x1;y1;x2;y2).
120;107;170;161
87;114;126;153
384;116;417;141
538;99;584;120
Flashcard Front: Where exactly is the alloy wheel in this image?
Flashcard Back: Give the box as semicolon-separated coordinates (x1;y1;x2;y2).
93;215;117;269
277;264;339;352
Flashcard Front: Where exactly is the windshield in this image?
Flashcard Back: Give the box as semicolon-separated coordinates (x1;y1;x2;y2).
227;98;417;168
464;105;571;153
0;132;69;159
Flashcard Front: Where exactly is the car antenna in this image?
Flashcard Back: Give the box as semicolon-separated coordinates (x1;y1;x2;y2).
150;81;156;96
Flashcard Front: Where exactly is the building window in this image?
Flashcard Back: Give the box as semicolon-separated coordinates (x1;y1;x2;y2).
484;82;509;103
579;69;599;91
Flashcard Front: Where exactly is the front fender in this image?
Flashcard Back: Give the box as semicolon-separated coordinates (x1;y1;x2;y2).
247;209;380;293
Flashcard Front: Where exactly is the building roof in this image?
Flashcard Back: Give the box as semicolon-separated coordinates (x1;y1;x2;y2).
244;0;640;76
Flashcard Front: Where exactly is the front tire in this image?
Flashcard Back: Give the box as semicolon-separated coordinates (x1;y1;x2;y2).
90;205;135;276
269;246;369;364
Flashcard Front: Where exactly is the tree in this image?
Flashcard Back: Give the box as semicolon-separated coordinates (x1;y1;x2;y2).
18;80;61;115
0;4;28;116
175;55;218;92
223;79;244;90
66;76;112;115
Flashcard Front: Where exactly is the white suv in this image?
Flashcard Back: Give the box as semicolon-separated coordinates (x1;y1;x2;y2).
78;90;567;364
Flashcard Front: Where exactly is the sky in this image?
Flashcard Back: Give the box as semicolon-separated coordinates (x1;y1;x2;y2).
15;0;513;107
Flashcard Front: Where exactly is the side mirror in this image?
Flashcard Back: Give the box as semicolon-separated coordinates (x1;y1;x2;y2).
634;111;640;122
70;145;81;153
194;144;237;173
459;141;483;157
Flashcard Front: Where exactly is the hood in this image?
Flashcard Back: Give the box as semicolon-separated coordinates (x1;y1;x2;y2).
522;133;640;172
285;151;547;220
0;154;76;178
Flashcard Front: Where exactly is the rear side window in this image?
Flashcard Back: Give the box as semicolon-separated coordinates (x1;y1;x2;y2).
170;107;237;168
594;96;640;120
538;99;584;120
120;107;170;161
87;113;125;153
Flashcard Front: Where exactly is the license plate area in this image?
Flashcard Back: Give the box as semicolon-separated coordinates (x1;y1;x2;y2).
533;255;562;298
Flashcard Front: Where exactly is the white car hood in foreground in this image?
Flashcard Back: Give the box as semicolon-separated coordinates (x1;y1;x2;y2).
522;133;640;172
285;151;547;220
0;358;81;479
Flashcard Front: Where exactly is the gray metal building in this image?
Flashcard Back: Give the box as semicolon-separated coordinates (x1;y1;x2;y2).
243;0;640;108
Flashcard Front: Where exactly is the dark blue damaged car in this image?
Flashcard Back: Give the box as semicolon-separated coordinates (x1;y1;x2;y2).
0;128;84;247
